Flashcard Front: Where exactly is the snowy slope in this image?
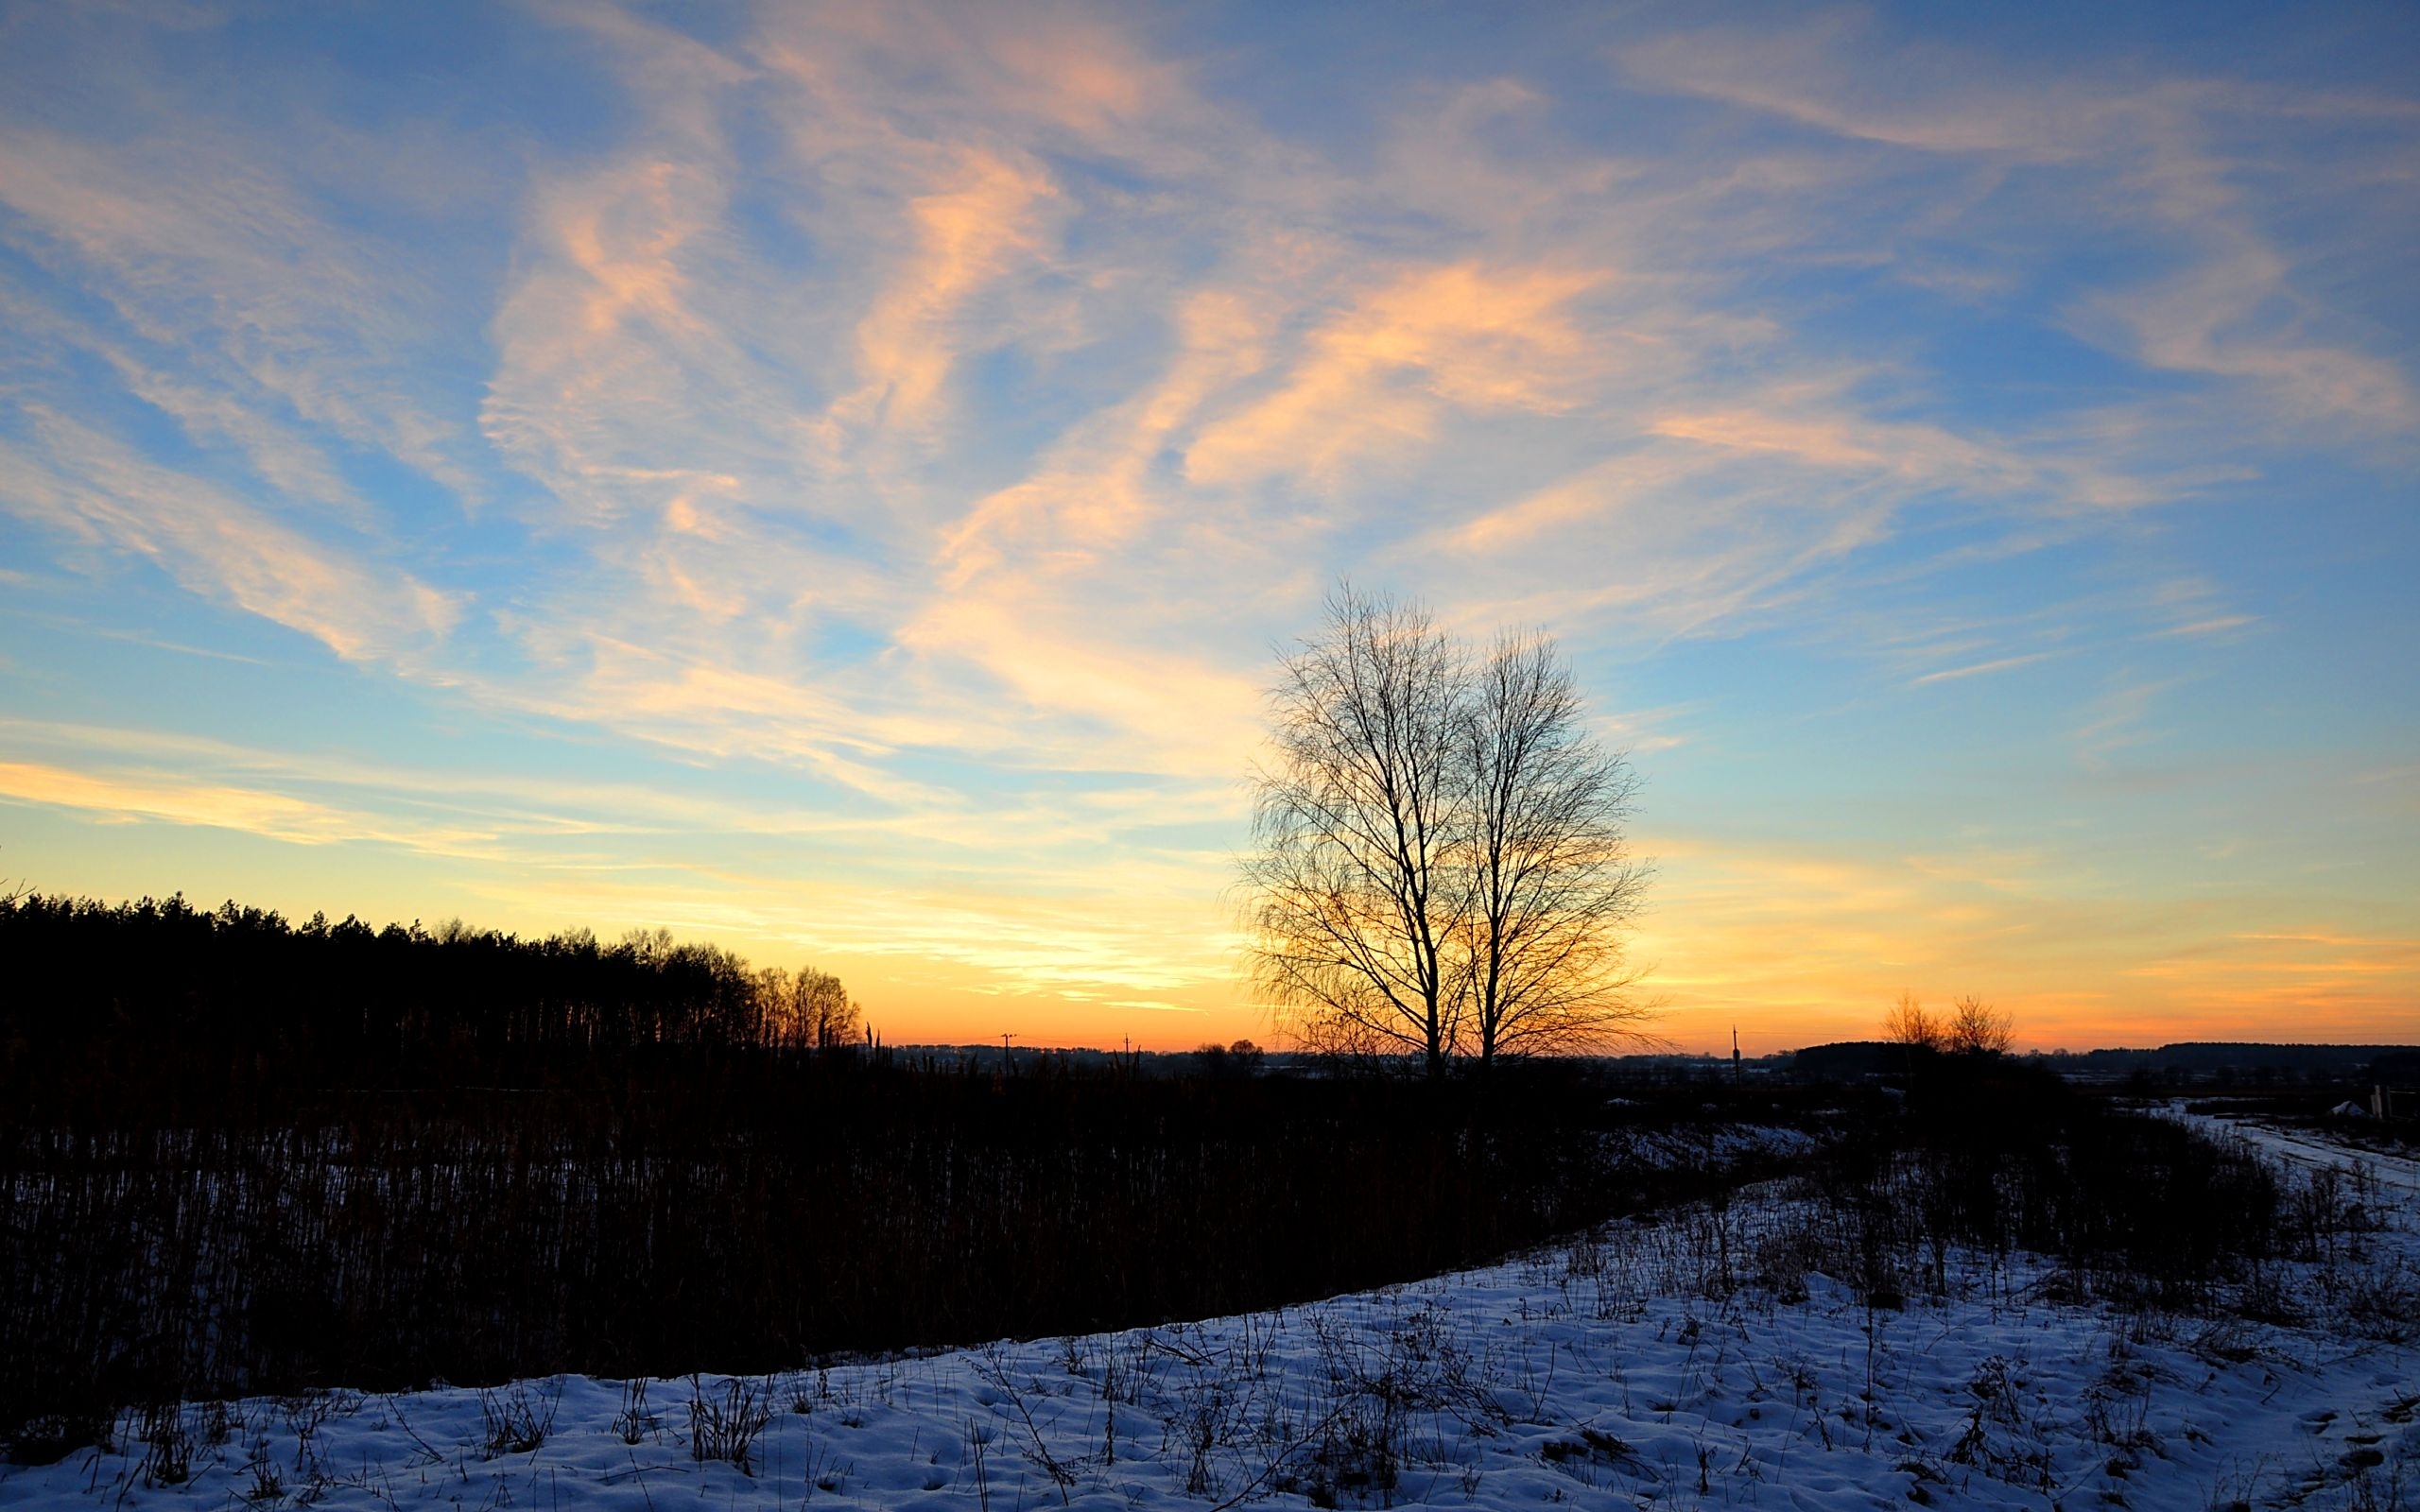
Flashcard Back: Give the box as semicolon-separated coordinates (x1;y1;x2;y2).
6;1117;2413;1510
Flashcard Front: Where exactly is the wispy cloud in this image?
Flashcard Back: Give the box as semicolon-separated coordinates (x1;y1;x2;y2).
0;412;455;664
0;124;484;498
0;760;493;853
2072;677;2187;772
1621;18;2419;445
1909;652;2055;687
1183;262;1607;490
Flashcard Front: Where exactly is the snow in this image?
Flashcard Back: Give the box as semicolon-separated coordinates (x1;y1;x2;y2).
2165;1099;2420;1199
1601;1123;1821;1171
7;1115;2415;1510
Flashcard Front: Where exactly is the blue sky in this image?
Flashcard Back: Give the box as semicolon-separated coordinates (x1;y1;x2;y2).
1;2;2412;1051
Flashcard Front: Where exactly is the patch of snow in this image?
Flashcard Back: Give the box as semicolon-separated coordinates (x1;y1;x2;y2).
1601;1122;1819;1172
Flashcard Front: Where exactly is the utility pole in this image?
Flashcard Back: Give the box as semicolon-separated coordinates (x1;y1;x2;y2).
1732;1027;1742;1083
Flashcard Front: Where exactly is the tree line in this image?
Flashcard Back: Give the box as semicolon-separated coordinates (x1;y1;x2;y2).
0;893;860;1119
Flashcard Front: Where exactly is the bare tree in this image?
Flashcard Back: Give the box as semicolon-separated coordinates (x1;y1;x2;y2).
1459;632;1650;1070
1882;990;1942;1052
746;966;859;1049
789;968;860;1049
1241;587;1651;1076
1242;587;1468;1077
1945;993;2012;1056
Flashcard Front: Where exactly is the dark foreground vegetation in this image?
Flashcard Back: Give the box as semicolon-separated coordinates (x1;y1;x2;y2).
1784;1056;2309;1314
0;894;1777;1460
2;893;2359;1467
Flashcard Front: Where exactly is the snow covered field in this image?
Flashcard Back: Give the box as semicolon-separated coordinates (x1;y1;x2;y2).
7;1111;2413;1510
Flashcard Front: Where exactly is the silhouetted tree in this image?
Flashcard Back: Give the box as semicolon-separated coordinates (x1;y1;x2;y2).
1946;993;2013;1056
1242;587;1469;1076
1241;586;1651;1075
1883;991;1942;1052
762;967;859;1048
1193;1039;1267;1077
1882;991;2011;1059
1460;631;1650;1070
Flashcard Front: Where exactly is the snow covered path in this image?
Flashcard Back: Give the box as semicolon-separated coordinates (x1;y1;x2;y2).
6;1118;2415;1511
2178;1108;2420;1200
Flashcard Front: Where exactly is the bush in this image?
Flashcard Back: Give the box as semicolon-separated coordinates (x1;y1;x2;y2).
1795;1059;2283;1311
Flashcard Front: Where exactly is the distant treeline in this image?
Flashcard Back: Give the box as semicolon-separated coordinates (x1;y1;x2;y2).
1789;1039;2418;1083
2059;1041;2420;1078
0;893;860;1120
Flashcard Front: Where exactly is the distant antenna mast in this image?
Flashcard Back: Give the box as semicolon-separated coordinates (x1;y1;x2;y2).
1732;1027;1742;1083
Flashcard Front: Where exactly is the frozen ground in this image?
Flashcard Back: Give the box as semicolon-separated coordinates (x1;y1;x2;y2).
6;1111;2414;1510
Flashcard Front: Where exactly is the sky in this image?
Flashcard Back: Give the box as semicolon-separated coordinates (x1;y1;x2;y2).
1;2;2414;1055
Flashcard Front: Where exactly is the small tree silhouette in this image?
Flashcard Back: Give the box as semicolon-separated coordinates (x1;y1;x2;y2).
1946;994;2013;1056
1883;991;1942;1052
